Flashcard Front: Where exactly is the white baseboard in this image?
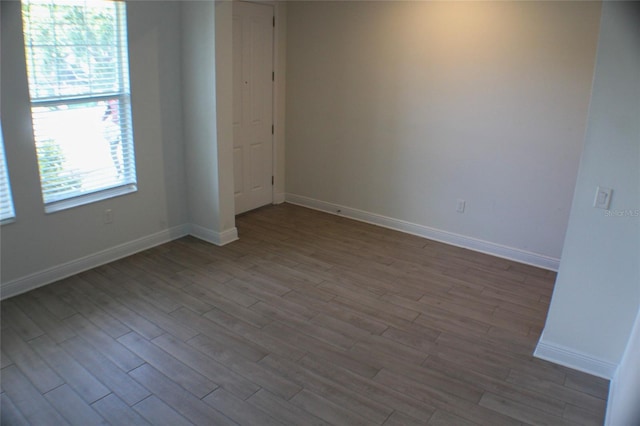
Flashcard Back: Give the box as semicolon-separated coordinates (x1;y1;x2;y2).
0;224;191;300
534;339;616;379
190;224;238;246
273;192;286;204
285;193;560;271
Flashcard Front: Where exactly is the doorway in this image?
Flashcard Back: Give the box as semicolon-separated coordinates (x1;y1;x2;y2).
232;1;274;215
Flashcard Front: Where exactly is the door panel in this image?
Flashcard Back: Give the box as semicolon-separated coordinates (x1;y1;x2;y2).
233;2;273;214
233;147;243;195
250;143;264;190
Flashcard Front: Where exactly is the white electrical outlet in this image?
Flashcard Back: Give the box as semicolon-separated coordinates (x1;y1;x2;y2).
103;209;114;224
593;186;612;210
456;199;466;213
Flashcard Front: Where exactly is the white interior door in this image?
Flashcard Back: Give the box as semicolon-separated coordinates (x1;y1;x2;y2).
233;2;274;215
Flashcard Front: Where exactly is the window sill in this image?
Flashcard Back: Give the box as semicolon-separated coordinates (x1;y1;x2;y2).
44;184;137;214
1;217;16;226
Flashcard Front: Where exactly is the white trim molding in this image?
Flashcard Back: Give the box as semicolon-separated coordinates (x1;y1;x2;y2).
285;193;560;271
534;339;616;379
0;224;190;300
273;192;286;204
190;224;239;246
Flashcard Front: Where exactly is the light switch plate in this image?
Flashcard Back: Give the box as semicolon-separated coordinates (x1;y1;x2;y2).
593;186;612;210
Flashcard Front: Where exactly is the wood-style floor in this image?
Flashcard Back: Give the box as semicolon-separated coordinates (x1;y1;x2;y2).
0;203;609;425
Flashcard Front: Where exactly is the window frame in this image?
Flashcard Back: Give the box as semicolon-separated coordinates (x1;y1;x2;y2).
21;0;137;213
0;122;17;225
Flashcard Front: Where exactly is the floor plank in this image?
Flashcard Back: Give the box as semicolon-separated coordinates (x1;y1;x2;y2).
290;389;372;426
60;336;151;405
44;384;109;425
1;391;31;426
1;328;64;394
92;393;151;426
118;331;218;399
0;349;13;369
153;332;262;400
13;294;77;343
132;395;193;426
1;299;45;341
128;364;236;426
59;290;132;339
203;388;282;426
63;314;145;372
247;388;330;426
1;365;69;425
260;354;393;424
478;392;576;426
382;410;427;426
29;334;111;404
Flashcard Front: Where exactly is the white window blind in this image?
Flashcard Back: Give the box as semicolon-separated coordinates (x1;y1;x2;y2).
22;0;136;211
0;123;16;223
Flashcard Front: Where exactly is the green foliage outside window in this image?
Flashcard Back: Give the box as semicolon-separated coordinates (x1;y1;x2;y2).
35;137;82;194
22;1;119;98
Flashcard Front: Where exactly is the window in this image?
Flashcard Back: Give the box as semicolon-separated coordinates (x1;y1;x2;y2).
0;123;16;223
22;0;136;212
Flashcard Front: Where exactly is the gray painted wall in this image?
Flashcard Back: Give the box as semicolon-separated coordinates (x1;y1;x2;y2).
181;1;238;244
540;1;640;369
285;1;600;262
181;0;222;232
607;308;640;425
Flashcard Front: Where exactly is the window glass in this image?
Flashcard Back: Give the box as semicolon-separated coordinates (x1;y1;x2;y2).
22;0;136;212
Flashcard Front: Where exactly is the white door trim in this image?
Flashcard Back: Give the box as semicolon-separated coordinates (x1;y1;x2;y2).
232;1;277;214
238;0;286;205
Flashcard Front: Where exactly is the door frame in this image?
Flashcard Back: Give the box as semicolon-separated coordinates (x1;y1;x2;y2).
232;0;286;209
